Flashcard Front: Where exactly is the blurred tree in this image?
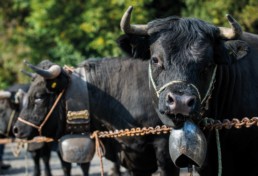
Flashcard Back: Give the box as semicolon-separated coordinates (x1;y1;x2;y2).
0;0;258;89
0;0;31;88
0;0;155;88
181;0;258;33
24;0;155;65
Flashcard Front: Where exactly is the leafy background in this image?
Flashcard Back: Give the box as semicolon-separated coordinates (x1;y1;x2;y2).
0;0;257;89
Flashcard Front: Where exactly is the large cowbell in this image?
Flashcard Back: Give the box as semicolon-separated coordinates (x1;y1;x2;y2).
59;134;95;163
169;120;207;168
59;67;95;163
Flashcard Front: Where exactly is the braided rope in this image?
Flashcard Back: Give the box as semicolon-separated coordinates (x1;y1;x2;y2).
90;131;106;176
94;125;172;138
1;117;258;145
201;117;258;130
0;136;54;144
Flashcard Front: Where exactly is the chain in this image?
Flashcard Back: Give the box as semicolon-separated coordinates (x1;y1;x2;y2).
1;117;258;145
93;117;258;138
92;125;172;138
200;117;258;130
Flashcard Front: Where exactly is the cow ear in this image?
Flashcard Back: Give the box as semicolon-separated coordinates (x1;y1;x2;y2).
225;40;249;61
14;89;26;104
215;40;249;64
116;34;150;60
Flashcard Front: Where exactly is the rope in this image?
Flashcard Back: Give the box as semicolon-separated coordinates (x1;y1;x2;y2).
148;63;217;104
2;119;258;176
215;129;222;176
17;89;65;136
2;116;258;145
201;66;217;105
201;117;258;130
95;125;172;138
0;136;54;144
24;143;29;176
11;142;24;157
91;131;105;176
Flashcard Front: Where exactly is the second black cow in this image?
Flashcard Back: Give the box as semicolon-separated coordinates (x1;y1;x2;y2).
13;58;178;176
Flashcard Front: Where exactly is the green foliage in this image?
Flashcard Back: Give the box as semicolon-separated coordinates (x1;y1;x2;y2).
0;0;155;89
24;0;154;65
0;0;258;89
181;0;258;33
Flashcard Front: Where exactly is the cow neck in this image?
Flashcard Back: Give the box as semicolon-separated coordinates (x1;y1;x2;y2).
18;89;65;136
148;63;217;114
64;66;91;134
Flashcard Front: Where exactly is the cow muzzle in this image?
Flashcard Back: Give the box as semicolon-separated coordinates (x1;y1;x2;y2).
157;83;202;126
165;92;198;116
169;120;207;168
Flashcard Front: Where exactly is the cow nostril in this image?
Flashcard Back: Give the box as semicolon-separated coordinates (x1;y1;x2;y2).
13;126;19;135
159;109;165;114
167;93;175;105
187;97;196;107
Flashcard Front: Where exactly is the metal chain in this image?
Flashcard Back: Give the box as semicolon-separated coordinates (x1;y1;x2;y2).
93;117;258;138
93;125;172;138
201;117;258;130
1;117;258;145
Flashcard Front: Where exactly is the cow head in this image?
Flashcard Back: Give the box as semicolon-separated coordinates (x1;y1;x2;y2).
13;60;69;139
120;6;248;127
0;91;13;136
0;87;27;137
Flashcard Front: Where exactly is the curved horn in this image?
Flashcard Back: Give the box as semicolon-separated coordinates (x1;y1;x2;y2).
21;70;36;79
24;60;61;79
120;6;148;35
0;91;11;99
219;14;242;39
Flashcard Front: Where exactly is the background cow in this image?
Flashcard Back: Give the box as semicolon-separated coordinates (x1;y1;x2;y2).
119;6;258;176
13;58;179;176
0;84;90;176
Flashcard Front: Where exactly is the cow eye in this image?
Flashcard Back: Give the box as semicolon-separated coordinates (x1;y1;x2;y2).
151;57;159;64
151;56;164;69
34;93;46;104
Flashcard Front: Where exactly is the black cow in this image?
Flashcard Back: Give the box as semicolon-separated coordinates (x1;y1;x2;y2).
0;84;90;176
13;58;179;176
119;6;258;176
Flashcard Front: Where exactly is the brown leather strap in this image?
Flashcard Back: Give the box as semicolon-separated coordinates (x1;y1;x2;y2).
17;89;65;136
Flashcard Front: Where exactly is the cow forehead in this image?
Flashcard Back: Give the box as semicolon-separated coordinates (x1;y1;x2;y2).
148;17;218;60
150;33;214;65
28;77;46;93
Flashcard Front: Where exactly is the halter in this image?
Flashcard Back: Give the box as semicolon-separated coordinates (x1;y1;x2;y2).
17;89;65;136
148;64;217;106
17;65;91;136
